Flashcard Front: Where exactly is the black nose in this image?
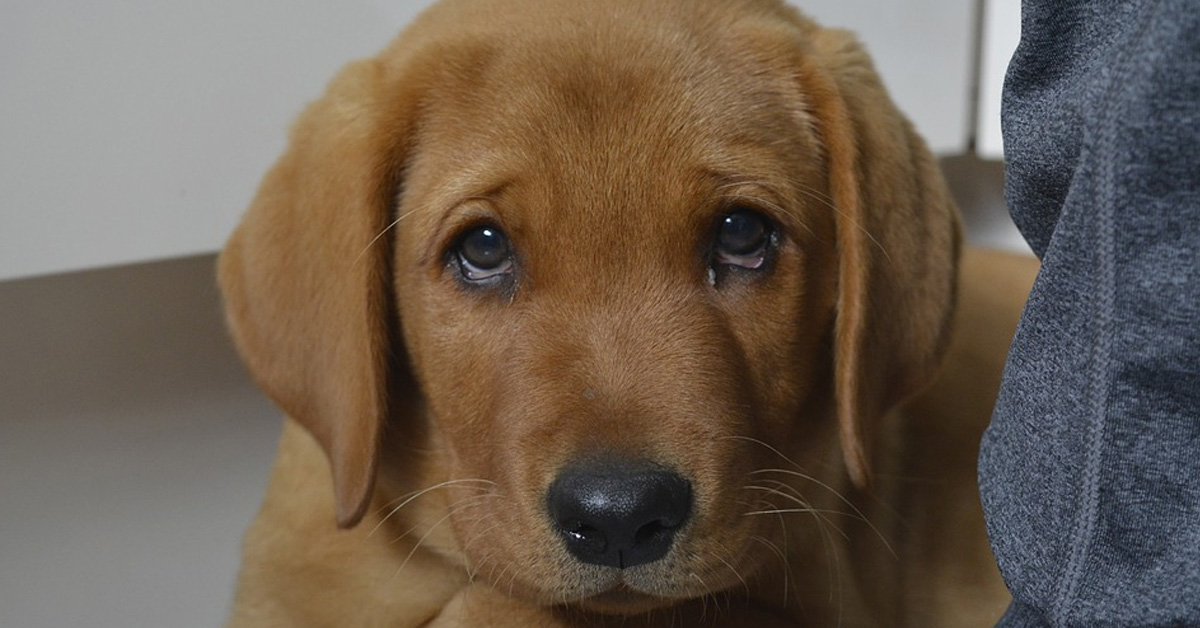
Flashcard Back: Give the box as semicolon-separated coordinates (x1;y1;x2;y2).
547;460;692;569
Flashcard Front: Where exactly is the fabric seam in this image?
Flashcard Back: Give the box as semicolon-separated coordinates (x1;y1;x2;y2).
1049;1;1161;625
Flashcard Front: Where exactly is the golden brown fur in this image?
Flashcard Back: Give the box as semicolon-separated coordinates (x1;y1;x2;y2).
219;0;1034;625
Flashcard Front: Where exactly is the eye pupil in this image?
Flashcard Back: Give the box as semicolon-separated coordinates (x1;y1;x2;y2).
717;210;769;256
459;226;509;270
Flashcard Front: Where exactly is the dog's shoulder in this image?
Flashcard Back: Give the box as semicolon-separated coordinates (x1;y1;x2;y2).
227;422;464;627
878;248;1037;626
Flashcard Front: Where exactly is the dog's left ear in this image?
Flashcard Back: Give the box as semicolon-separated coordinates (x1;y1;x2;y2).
795;26;962;488
219;59;416;527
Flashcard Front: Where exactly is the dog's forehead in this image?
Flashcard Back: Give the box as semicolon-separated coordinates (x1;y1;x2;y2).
406;24;818;227
387;1;829;292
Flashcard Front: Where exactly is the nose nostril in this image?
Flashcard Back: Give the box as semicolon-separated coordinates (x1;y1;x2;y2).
561;520;607;551
633;519;671;546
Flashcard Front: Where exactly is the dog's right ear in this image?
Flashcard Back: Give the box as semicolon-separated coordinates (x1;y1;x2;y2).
219;59;416;528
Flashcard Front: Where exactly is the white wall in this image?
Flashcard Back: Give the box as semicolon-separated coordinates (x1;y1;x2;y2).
0;1;428;281
801;1;976;154
977;0;1021;159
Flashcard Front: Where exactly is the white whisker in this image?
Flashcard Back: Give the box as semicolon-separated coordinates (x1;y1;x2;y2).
368;478;495;538
713;178;890;261
751;469;895;559
390;493;493;581
792;184;892;264
354;205;424;265
750;535;790;606
721;192;817;239
710;543;750;598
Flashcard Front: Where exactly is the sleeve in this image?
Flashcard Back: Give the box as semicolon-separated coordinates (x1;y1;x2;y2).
980;0;1200;626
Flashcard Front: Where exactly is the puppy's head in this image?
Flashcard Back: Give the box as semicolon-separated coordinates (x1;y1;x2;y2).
220;0;959;613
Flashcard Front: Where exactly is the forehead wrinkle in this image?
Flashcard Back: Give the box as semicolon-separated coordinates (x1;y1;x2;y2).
414;2;818;194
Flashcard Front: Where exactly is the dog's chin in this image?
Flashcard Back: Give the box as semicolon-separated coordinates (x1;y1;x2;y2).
571;584;678;615
533;566;712;616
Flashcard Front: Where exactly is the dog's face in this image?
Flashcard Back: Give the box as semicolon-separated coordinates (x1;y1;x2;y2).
394;25;838;608
220;0;959;615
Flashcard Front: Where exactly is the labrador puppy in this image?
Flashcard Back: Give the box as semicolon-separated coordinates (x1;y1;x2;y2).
219;0;1031;625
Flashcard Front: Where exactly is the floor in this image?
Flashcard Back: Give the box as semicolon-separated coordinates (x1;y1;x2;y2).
0;155;1024;627
0;255;280;628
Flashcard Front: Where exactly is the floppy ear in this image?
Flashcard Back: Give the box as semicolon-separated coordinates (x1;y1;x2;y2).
219;59;414;527
797;28;962;488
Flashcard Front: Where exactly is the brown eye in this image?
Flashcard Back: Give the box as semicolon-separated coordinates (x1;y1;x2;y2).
455;225;513;281
715;209;771;269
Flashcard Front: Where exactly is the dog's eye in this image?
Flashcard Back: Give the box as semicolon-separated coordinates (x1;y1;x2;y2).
454;225;513;281
714;209;772;269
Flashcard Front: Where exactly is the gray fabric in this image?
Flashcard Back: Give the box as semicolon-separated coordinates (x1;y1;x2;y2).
980;0;1200;626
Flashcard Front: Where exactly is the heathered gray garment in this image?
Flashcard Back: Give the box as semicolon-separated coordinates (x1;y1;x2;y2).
980;0;1200;626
